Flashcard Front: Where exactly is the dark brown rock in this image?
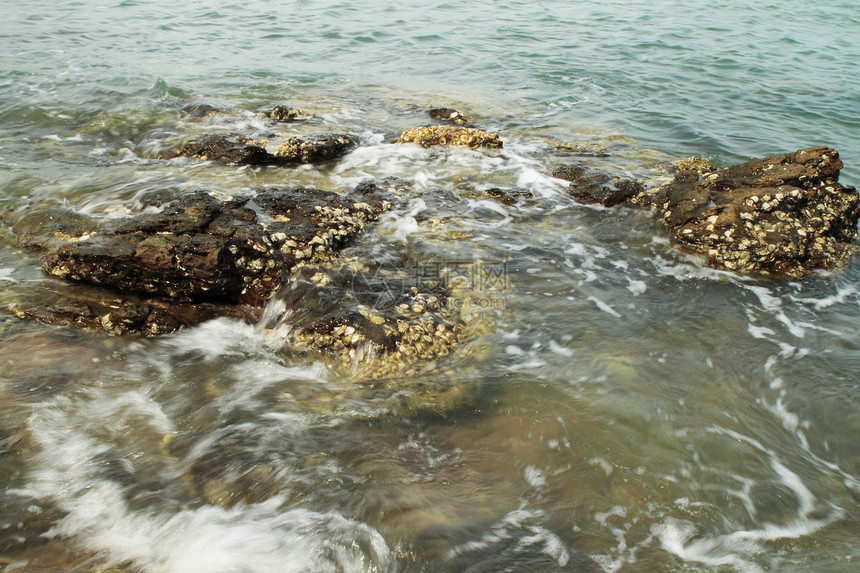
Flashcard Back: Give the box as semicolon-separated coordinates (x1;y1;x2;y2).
261;105;305;122
428;108;468;125
176;133;356;166
1;205;96;251
552;166;641;207
10;290;261;337
35;188;388;307
183;103;219;117
177;134;274;165
484;188;534;206
651;147;860;277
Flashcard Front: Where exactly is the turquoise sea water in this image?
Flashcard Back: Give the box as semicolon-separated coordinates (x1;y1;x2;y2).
1;1;859;572
3;0;860;180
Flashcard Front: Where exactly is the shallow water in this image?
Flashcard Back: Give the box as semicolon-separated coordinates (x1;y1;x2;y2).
1;1;859;572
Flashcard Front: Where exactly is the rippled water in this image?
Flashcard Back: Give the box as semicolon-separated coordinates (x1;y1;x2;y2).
1;1;859;572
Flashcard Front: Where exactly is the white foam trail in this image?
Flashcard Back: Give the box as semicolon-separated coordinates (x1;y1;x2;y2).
378;198;426;242
446;506;570;568
548;340;574;357
626;278;646;295
747;324;775;339
791;284;858;310
588;296;621;318
638;426;847;572
0;267;17;282
18;386;390;573
524;466;547;489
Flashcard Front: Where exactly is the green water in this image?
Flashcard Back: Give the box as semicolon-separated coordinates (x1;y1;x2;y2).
1;1;859;571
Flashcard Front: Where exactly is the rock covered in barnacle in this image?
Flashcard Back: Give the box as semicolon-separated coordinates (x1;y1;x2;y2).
427;107;468;125
396;125;502;150
177;134;273;165
18;188;388;314
674;156;716;174
259;258;500;415
274;134;357;163
261;105;305;122
651;146;860;277
176;133;357;165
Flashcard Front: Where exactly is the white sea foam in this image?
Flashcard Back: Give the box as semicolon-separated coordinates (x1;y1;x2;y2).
626;278;646;295
0;267;17;282
524;466;547;489
17;376;390;573
588;457;613;476
588;295;621;318
791;284;858;310
377;197;426;242
446;506;570;568
548;339;574;357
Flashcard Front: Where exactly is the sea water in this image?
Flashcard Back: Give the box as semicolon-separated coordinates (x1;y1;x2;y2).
1;1;859;571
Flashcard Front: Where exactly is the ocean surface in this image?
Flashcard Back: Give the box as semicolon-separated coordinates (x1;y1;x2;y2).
1;1;859;571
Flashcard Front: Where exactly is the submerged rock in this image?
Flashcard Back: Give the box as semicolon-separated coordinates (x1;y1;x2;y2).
483;187;534;206
427;107;468;125
261;105;305;122
397;126;502;150
10;287;261;337
553;165;643;207
651;147;860;277
182;103;219;117
274;134;357;163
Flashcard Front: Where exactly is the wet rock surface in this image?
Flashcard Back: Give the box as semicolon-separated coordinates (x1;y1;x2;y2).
9;285;261;337
427;107;468;125
483;187;534;206
177;134;273;165
182;103;219;117
176;133;357;165
553;166;643;207
3;186;389;335
274;133;357;163
397;125;503;150
261;105;306;121
38;188;386;304
650;146;860;277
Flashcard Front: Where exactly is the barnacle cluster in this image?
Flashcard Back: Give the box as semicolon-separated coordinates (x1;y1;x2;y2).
396;125;503;150
651;147;859;277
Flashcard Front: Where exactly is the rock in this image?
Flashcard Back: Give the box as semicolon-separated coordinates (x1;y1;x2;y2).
552;166;642;207
177;134;274;165
183;103;219;117
651;147;860;277
428;108;468;125
553;141;609;157
1;205;96;251
261;105;305;122
674;156;716;174
30;187;387;308
397;126;502;150
177;133;356;166
483;187;534;206
274;134;358;163
10;291;261;337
